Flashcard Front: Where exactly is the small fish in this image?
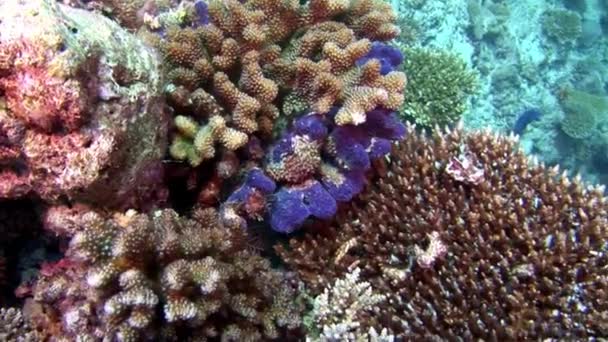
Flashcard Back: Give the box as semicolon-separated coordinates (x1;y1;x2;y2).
512;108;542;135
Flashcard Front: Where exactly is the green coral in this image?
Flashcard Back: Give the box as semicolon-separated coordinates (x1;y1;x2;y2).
541;8;582;45
560;88;608;139
399;47;477;128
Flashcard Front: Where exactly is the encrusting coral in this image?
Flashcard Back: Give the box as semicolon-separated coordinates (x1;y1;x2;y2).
277;124;608;339
0;0;168;209
28;207;304;341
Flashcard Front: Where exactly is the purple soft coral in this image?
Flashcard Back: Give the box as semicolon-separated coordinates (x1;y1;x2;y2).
356;42;404;75
226;168;276;203
270;180;337;233
194;0;210;26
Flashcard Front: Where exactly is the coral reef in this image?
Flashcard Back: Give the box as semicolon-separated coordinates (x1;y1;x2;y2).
304;268;393;341
398;47;477;128
277;124;608;339
0;307;38;341
541;8;583;45
225;106;406;233
159;0;405;170
0;0;167;209
560;88;608;140
29;207;304;340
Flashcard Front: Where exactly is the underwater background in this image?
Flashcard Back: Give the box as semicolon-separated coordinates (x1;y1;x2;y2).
394;0;608;186
0;0;607;340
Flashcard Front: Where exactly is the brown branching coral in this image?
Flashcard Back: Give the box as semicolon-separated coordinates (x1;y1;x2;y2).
277;124;608;339
161;0;404;166
32;208;304;340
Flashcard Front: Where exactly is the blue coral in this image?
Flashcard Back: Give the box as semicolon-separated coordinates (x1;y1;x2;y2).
356;42;404;75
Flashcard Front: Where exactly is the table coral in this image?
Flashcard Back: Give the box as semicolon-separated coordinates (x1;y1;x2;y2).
277;124;608;339
0;0;168;209
30;207;304;341
560;88;607;140
541;8;582;45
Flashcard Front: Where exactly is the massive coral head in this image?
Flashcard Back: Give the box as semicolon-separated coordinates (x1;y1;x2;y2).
0;0;168;209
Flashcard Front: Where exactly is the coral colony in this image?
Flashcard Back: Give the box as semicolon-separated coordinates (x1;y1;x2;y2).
0;0;606;341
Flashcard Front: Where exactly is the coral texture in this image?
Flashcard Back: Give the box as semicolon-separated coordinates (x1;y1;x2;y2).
277;124;608;339
30;208;303;341
398;47;477;128
225;107;405;233
541;8;582;45
0;307;38;341
305;268;392;341
560;88;607;139
0;0;167;209
159;0;404;169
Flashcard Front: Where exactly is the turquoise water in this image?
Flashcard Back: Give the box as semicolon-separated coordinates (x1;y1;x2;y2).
393;0;608;187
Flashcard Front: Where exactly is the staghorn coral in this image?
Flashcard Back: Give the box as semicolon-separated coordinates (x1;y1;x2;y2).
399;47;477;128
277;124;608;339
0;0;167;209
0;307;39;342
304;268;392;342
159;0;405;167
30;207;304;340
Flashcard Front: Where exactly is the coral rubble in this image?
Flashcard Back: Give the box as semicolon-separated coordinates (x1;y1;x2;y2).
0;0;167;209
277;124;608;339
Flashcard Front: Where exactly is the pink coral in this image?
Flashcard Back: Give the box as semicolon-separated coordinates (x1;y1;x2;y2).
0;40;87;132
445;150;485;185
0;0;168;209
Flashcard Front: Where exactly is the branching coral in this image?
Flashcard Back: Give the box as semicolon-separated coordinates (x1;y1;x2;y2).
399;47;477;128
30;208;304;340
277;124;608;339
159;0;405;168
0;0;167;209
305;268;392;341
